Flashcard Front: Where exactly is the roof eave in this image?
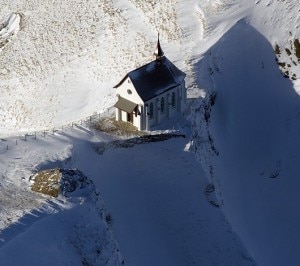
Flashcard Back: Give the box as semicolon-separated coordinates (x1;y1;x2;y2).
113;74;129;88
143;82;184;102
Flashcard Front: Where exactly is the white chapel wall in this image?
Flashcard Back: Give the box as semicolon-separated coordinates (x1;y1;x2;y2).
145;84;183;129
115;77;144;130
115;76;187;131
116;77;143;105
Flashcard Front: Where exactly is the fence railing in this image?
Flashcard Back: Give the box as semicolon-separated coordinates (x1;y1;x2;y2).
0;112;105;153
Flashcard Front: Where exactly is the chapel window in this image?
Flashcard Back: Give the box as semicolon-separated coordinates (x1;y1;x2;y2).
149;103;154;119
171;92;176;109
161;97;165;113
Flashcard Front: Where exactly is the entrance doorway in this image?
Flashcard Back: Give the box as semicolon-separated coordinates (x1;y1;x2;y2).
127;112;133;123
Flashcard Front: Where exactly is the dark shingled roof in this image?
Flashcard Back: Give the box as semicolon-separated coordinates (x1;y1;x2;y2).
114;56;186;102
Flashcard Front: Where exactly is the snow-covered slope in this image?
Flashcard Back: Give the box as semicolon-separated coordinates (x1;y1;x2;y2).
192;0;300;265
1;0;300;265
0;168;123;265
0;124;255;266
0;0;189;135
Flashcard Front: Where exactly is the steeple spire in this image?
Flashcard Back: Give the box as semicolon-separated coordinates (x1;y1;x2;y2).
153;33;164;60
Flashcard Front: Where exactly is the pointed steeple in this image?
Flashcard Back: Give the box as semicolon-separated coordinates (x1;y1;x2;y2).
153;33;164;60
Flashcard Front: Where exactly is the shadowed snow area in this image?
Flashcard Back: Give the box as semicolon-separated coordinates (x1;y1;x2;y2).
0;149;123;265
0;125;254;266
192;21;300;266
65;129;255;266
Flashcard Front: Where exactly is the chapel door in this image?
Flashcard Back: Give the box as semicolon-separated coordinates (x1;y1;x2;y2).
127;112;133;123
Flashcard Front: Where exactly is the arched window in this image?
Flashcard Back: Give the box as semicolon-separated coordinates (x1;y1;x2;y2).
149;103;154;119
161;97;165;113
171;92;176;109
